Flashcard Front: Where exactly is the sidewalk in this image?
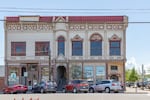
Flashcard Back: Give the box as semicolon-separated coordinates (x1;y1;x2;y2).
125;87;150;94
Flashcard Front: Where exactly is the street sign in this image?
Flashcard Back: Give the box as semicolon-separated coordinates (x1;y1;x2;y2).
24;72;28;77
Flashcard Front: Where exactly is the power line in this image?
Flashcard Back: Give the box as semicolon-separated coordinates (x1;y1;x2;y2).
1;10;150;14
1;7;150;14
1;7;150;11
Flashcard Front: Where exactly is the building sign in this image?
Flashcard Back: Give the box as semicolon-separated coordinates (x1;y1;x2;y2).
84;66;93;79
24;72;28;77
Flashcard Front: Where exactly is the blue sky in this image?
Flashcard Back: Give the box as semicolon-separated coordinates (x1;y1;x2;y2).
0;0;150;71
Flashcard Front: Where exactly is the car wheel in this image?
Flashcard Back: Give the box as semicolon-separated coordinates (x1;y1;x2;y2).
89;88;94;93
40;88;44;93
31;90;35;93
73;88;77;93
23;91;27;93
105;87;110;93
62;88;66;93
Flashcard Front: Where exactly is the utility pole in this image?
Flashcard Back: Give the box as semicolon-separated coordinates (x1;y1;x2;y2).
141;64;144;90
48;49;51;81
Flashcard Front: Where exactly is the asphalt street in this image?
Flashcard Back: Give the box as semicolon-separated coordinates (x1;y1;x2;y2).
0;93;150;100
0;87;150;100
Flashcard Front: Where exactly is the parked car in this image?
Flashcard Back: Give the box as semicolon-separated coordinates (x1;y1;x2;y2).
145;81;150;89
89;80;122;93
62;80;89;93
126;82;134;87
87;80;94;87
32;81;57;93
135;81;148;88
3;84;28;94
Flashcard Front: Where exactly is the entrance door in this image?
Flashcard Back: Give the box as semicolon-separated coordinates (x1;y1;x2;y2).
27;64;39;86
21;67;26;85
110;75;119;81
57;66;67;91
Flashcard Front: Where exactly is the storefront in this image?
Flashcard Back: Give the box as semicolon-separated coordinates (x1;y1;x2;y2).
8;66;20;86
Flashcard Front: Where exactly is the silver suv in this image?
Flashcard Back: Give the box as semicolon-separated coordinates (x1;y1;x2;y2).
89;80;122;93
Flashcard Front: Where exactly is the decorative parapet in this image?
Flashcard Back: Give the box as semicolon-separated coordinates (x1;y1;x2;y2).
6;23;53;32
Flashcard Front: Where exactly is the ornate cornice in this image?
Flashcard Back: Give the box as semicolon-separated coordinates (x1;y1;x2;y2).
6;22;125;32
6;23;53;32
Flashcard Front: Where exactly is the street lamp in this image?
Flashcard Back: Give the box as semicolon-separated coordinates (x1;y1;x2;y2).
141;64;145;90
5;58;9;86
48;49;51;81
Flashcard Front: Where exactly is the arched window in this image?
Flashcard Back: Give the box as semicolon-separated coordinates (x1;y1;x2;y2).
90;33;102;56
58;36;65;56
109;34;121;56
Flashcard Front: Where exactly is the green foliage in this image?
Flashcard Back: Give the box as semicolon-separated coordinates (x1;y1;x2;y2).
125;69;131;81
126;67;139;82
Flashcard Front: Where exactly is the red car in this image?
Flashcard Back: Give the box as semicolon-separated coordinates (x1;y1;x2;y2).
62;80;89;93
3;84;28;94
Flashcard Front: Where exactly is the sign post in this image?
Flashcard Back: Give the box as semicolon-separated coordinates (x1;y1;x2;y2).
24;72;28;85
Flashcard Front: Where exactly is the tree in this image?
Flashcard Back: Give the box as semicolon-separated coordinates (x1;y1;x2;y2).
125;69;131;81
128;67;139;82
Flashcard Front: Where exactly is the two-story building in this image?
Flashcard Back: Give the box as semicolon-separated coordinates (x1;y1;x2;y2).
4;16;128;89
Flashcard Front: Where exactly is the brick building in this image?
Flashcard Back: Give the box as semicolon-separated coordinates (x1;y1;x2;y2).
4;16;128;89
0;65;5;90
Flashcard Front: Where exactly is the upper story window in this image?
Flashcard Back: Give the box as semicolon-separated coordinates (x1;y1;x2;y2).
90;33;102;56
58;36;65;56
72;35;83;56
11;42;26;56
109;34;121;56
111;66;118;71
35;42;49;56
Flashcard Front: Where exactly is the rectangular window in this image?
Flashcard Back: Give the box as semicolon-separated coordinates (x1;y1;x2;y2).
35;42;49;56
96;66;106;80
72;41;83;56
83;66;93;79
90;41;102;56
11;42;26;56
110;41;120;56
58;42;65;55
71;65;82;79
111;66;118;70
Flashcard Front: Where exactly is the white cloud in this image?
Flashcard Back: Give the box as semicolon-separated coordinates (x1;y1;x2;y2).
126;57;142;74
126;57;139;69
144;64;150;74
126;57;150;75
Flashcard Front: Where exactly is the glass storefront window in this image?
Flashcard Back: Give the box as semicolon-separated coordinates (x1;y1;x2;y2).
8;68;19;86
71;65;82;79
41;66;49;81
83;66;93;79
96;66;106;81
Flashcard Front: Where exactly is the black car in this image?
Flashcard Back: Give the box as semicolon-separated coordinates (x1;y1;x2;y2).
32;81;57;93
145;81;150;89
126;82;134;87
